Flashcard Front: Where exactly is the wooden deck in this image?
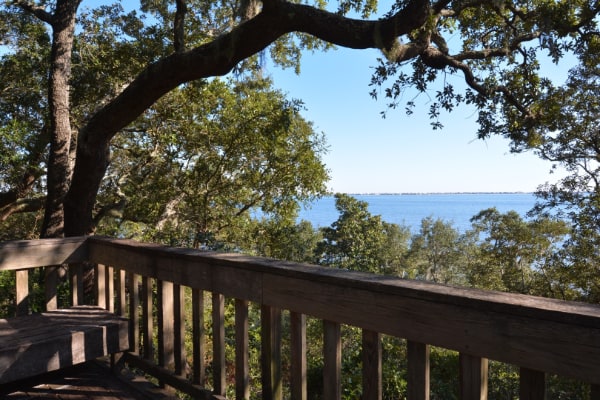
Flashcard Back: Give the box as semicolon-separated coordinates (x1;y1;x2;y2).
0;306;129;385
1;360;176;399
3;236;600;399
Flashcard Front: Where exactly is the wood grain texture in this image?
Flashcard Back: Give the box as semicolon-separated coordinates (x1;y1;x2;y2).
407;341;430;400
323;320;341;400
0;237;88;271
460;353;488;400
362;330;382;400
290;312;307;400
0;306;129;384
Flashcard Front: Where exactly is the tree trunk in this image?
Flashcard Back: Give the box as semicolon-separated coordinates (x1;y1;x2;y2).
40;0;81;238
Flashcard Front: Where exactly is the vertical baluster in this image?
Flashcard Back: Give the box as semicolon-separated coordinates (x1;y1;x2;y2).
45;266;58;311
128;272;140;354
235;299;250;400
106;265;114;312
212;293;226;396
70;263;83;306
459;353;488;400
158;280;175;372
116;268;126;316
142;276;154;361
323;320;341;400
519;367;545;400
290;312;307;400
362;330;382;400
15;269;28;316
407;341;430;400
591;384;600;400
192;288;206;385
174;284;186;377
261;305;282;400
96;264;107;309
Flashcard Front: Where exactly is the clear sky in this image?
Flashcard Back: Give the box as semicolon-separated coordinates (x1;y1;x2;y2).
267;45;568;194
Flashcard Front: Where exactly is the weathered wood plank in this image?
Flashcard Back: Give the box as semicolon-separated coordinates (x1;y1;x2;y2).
174;284;186;377
128;272;140;354
261;305;282;400
96;264;107;309
116;268;126;316
142;276;154;361
192;288;206;386
460;353;488;400
87;237;600;385
69;263;84;306
212;293;226;396
106;265;115;313
0;306;129;384
15;269;28;316
290;312;307;400
45;266;58;311
520;368;545;400
362;330;382;400
235;299;250;400
261;273;600;384
158;280;175;372
0;237;88;271
323;320;341;400
407;341;430;400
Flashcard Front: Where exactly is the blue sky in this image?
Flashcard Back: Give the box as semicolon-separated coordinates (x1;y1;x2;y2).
267;46;569;194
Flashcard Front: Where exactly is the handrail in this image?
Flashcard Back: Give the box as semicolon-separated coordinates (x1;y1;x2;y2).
2;236;600;400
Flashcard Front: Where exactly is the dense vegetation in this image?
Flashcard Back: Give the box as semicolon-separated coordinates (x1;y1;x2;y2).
2;0;600;398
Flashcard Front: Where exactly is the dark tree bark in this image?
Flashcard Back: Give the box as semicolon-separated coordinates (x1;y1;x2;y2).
38;0;81;238
64;0;431;236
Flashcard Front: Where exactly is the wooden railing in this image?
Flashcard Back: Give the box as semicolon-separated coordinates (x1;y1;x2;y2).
2;236;600;399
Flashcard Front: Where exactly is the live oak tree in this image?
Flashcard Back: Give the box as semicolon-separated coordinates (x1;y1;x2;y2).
96;77;328;247
2;0;599;238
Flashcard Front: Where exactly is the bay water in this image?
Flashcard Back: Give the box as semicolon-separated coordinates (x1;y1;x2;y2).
298;193;537;233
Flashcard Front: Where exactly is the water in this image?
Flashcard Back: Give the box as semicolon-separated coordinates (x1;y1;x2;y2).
298;193;537;233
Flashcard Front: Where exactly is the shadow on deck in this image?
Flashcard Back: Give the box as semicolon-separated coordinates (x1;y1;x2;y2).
1;360;174;400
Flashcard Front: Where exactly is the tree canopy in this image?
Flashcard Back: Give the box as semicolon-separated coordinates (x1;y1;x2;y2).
0;0;599;238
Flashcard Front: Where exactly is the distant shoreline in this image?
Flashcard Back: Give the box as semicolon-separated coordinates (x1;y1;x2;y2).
342;192;534;196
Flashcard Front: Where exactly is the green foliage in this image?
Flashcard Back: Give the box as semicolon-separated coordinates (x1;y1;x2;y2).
316;193;410;274
405;217;470;284
96;76;329;247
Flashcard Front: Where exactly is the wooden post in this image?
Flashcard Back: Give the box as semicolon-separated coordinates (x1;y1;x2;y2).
174;284;186;377
127;272;140;354
142;276;154;361
362;330;382;400
235;299;250;400
520;368;545;400
106;265;114;313
323;320;341;400
69;263;83;306
116;268;126;316
158;280;175;371
212;293;226;396
290;312;307;400
96;264;106;309
261;305;282;400
45;266;58;311
15;269;29;316
460;353;488;400
407;341;430;400
192;288;205;385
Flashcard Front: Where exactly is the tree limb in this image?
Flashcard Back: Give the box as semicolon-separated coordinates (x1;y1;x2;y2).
12;0;54;23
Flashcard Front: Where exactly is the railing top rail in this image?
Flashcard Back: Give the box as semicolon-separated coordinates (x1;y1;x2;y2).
0;236;88;271
87;236;600;383
2;236;600;383
87;236;600;327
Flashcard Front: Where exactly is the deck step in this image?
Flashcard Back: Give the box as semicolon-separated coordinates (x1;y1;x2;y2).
0;306;129;384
